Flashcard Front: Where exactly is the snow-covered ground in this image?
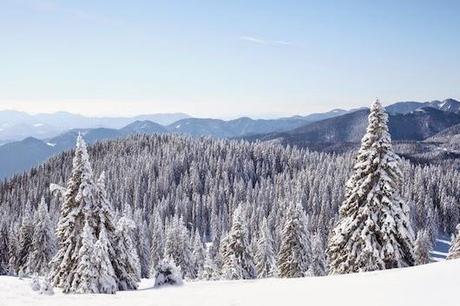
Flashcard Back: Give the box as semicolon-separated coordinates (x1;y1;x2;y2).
2;259;460;306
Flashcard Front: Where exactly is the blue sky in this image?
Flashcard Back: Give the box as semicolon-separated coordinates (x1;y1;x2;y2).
1;0;459;118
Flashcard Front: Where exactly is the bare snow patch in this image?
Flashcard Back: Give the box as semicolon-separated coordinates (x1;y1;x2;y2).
2;260;460;306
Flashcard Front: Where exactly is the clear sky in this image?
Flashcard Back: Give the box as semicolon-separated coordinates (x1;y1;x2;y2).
1;0;459;118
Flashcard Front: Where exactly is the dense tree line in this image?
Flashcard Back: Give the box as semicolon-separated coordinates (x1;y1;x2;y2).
0;114;459;286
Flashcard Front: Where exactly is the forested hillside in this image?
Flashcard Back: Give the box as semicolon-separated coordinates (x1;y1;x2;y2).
0;134;458;280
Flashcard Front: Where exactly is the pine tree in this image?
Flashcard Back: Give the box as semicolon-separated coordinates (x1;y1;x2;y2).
310;233;327;276
277;203;311;278
0;217;10;275
27;197;55;275
71;220;98;294
414;229;432;265
16;207;34;274
447;225;460;260
192;230;206;278
114;212;141;290
327;100;415;274
255;217;276;278
221;207;256;280
199;252;218;280
94;172;122;291
93;226;117;294
134;210;151;278
149;209;164;276
50;135;95;288
164;215;194;278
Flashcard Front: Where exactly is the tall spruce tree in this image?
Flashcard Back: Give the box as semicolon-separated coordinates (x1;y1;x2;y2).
93;226;117;294
277;203;311;278
27;197;55;275
114;211;141;290
327;100;415;274
71;219;98;293
16;205;34;274
50;135;93;288
94;172;121;291
255;217;276;278
221;206;256;280
414;229;432;265
149;209;164;276
0;217;10;275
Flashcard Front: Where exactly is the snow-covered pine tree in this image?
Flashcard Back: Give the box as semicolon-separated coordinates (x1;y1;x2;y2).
27;197;55;275
0;217;10;275
93;226;117;294
153;257;183;288
327;100;415;274
7;225;18;276
414;229;432;265
71;219;98;294
192;229;206;278
94;172;122;291
221;206;256;280
114;211;141;290
50;135;94;288
447;224;460;260
16;205;34;274
310;233;327;276
149;209;164;277
276;202;311;278
164;215;194;279
199;252;218;281
134;209;151;278
62;134;100;293
255;217;276;278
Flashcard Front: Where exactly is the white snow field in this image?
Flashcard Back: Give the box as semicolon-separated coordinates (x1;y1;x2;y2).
1;259;459;306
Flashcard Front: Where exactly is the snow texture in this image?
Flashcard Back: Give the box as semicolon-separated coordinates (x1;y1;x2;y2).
2;260;460;306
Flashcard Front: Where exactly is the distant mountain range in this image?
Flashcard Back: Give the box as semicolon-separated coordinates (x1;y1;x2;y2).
0;116;313;179
0;110;191;142
0;98;459;179
246;99;460;145
385;98;460;114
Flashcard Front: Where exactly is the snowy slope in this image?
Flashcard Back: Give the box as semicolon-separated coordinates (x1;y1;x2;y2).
2;259;460;306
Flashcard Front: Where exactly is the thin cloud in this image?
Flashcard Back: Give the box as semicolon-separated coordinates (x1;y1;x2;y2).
239;36;294;47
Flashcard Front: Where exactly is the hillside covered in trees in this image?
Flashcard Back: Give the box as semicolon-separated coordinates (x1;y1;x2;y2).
1;127;459;283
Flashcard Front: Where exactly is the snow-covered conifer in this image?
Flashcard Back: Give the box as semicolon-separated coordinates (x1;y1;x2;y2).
414;229;432;265
199;252;218;280
50;135;96;288
93;226;117;294
327;100;415;274
164;215;194;278
277;203;311;278
0;218;10;275
70;220;98;294
153;257;183;288
114;212;141;290
310;233;327;276
27;197;55;275
17;207;34;273
221;206;256;280
255;217;276;278
149;209;164;276
447;224;460;260
192;230;206;277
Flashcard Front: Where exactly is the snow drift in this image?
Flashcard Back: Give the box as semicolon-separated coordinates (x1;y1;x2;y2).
1;259;459;306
